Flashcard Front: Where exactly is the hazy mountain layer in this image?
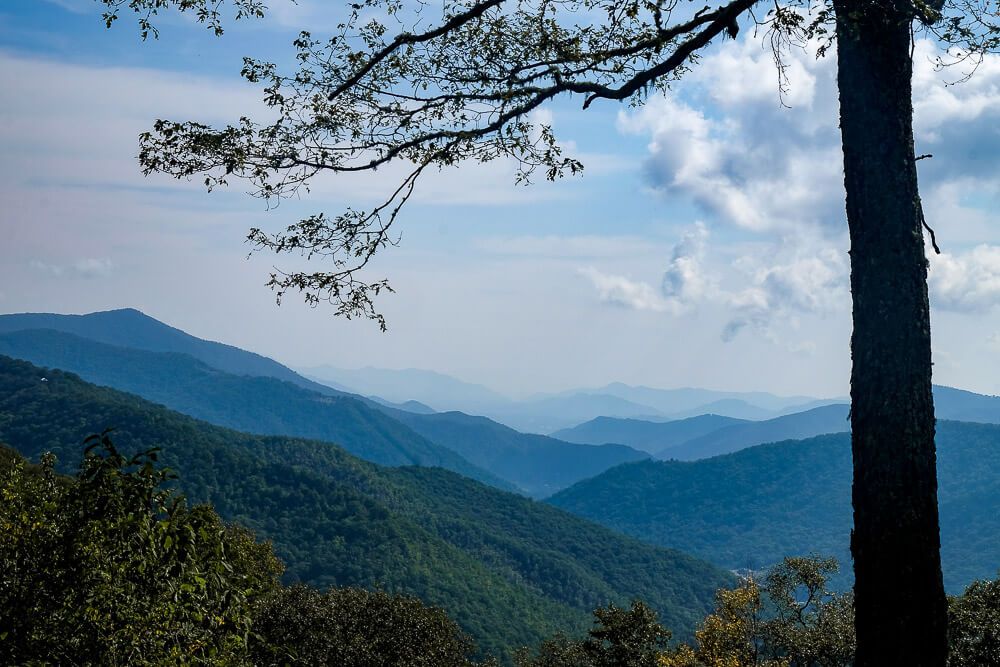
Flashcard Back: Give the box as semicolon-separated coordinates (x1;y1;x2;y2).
0;328;648;493
552;414;748;454
380;407;649;497
0;308;339;392
659;404;851;460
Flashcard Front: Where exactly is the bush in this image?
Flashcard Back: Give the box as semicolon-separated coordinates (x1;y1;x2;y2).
0;433;282;665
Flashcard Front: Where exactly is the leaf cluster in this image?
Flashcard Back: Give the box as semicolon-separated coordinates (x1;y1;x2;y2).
0;433;282;665
102;0;998;325
99;0;265;39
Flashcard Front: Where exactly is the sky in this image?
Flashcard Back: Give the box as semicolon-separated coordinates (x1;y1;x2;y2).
2;0;1000;398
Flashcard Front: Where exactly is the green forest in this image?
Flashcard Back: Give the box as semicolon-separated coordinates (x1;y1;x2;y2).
4;433;998;665
0;355;731;658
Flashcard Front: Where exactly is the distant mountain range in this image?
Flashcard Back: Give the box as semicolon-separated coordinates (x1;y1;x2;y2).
548;423;1000;593
0;309;334;393
379;407;648;497
555;390;1000;461
659;404;851;460
0;310;646;495
304;365;507;413
0;355;732;658
305;367;846;433
552;414;748;455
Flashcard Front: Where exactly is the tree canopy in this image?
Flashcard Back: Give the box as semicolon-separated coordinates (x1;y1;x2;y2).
99;0;1000;327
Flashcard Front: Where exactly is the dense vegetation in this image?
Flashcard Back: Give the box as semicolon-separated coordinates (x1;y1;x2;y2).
382;407;648;497
519;555;999;667
0;328;508;489
549;425;1000;592
0;355;732;658
0;440;489;666
5;442;994;667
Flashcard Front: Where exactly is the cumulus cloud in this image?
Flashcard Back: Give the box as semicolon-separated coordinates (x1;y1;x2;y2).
929;245;1000;312
723;248;848;340
661;222;711;301
618;38;843;234
580;267;670;312
612;33;1000;343
581;222;849;340
619;37;1000;242
580;223;711;313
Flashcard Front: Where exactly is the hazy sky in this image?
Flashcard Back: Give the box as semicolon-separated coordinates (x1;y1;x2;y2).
2;0;1000;398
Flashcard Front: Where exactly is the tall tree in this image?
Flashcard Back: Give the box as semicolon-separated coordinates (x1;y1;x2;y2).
101;0;1000;664
833;5;946;665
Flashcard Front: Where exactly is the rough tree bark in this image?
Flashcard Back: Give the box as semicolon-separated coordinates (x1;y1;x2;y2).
833;2;948;665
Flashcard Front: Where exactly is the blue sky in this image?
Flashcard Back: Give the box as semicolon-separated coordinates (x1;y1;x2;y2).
2;0;1000;398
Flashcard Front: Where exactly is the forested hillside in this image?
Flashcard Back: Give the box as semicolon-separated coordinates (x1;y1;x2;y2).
0;309;337;393
0;329;507;489
381;408;648;496
549;424;1000;592
0;355;732;658
0;328;652;495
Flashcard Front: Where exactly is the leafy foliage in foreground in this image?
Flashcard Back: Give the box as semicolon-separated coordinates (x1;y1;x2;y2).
251;584;484;666
948;576;1000;667
516;557;854;667
0;355;731;658
0;440;485;666
0;436;281;665
516;601;673;667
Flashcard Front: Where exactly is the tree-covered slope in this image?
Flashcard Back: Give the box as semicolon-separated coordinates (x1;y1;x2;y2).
0;355;732;658
548;423;1000;592
659;404;851;460
0;329;507;489
381;408;648;497
551;414;748;454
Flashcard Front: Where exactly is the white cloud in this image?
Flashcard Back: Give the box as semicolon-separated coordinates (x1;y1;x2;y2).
618;38;843;234
929;245;1000;312
619;37;1000;246
579;223;714;314
579;222;849;341
661;222;712;303
580;267;670;312
723;248;848;341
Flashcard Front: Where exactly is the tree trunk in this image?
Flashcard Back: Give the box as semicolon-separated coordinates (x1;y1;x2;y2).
832;3;948;665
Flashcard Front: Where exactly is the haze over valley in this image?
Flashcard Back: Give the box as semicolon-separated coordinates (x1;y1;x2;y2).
2;308;999;613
